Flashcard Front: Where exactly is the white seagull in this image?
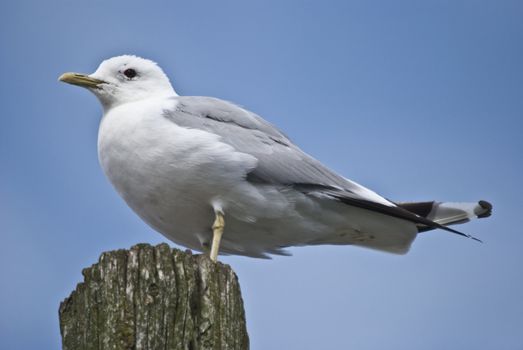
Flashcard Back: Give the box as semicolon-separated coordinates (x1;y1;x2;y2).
59;55;492;261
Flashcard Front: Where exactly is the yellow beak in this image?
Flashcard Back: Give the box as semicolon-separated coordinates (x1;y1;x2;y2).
58;72;105;89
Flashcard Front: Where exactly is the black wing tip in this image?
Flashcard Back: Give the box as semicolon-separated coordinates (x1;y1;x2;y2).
439;224;483;243
318;190;486;244
470;236;483;243
477;200;493;218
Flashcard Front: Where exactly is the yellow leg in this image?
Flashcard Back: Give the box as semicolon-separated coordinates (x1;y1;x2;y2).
210;211;225;262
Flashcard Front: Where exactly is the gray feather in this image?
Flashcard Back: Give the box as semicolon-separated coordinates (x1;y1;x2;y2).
164;96;362;194
161;96;481;241
161;96;485;242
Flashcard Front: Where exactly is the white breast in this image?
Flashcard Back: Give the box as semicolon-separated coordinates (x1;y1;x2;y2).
97;97;271;249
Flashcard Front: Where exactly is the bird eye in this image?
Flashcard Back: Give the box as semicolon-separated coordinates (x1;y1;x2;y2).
123;68;137;79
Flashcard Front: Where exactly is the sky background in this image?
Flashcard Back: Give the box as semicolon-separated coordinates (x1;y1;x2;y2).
1;0;522;349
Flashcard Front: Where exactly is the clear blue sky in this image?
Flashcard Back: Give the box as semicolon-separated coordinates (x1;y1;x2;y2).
1;1;522;349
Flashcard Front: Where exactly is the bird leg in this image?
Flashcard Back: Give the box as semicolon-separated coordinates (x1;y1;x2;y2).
209;211;225;262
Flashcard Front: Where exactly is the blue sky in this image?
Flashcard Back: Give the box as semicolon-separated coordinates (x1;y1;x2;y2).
1;0;522;349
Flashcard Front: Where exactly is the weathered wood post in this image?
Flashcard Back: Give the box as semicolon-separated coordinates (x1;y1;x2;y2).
59;243;249;350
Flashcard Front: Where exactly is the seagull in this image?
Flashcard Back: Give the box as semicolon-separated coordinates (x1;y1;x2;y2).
59;55;492;261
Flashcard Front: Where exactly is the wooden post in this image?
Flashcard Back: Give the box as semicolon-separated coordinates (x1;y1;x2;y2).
59;243;249;350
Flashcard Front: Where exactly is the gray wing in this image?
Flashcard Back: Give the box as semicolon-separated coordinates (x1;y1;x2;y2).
162;96;479;240
164;96;372;195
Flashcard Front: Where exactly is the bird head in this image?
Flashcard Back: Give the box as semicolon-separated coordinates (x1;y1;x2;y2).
59;55;177;110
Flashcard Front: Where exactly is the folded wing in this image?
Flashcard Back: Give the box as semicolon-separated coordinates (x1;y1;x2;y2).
163;96;488;241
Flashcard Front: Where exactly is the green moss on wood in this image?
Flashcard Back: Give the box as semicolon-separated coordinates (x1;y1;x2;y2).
59;243;249;350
